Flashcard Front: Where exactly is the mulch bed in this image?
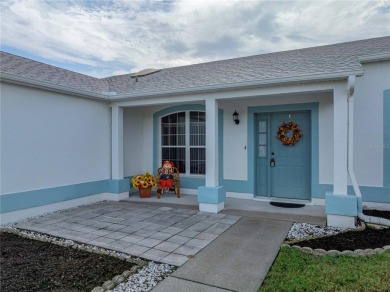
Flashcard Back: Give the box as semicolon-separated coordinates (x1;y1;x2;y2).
363;209;390;220
296;209;390;251
0;232;136;292
296;227;390;251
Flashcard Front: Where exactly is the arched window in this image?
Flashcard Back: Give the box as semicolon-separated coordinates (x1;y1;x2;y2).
161;111;205;175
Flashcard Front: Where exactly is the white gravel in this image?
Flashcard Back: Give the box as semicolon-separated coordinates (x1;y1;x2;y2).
287;222;345;241
108;262;175;292
1;201;108;228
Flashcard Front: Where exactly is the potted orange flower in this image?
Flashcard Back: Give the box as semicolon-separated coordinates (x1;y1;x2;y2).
131;171;157;198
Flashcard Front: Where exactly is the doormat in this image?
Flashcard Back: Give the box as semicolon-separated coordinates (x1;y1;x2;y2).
270;202;305;208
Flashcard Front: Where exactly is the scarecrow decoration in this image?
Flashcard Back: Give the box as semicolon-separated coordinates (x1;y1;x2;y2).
159;160;174;190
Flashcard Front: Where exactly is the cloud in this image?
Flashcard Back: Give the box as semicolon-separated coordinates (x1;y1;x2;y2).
1;0;389;78
193;35;242;58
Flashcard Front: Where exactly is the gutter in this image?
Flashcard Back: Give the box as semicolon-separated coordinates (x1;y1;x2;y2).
108;69;364;101
0;72;108;101
346;75;390;226
1;68;367;104
358;53;390;64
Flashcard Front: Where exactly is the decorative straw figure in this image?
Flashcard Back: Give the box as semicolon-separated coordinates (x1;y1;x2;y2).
159;161;174;191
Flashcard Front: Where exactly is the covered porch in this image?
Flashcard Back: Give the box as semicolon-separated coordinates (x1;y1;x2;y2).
108;77;358;228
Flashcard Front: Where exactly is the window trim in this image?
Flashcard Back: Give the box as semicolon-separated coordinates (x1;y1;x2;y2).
159;110;206;176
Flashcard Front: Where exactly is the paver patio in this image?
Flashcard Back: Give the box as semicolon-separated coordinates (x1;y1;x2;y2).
14;201;240;266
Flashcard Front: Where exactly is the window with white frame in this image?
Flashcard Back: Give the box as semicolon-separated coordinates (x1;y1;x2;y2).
161;111;205;175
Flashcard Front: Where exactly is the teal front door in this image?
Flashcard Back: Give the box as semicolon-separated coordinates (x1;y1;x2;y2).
256;111;311;200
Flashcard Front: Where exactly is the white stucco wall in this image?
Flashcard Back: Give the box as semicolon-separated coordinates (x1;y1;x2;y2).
318;96;334;184
143;106;157;173
123;105;164;176
220;100;248;181
353;61;389;187
0;83;111;194
123;107;145;176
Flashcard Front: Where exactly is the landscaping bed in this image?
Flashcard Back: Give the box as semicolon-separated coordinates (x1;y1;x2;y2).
0;231;136;292
0;229;175;292
294;226;390;251
288;209;390;251
363;209;390;220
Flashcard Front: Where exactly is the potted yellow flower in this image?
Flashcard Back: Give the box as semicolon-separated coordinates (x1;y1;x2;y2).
131;171;157;198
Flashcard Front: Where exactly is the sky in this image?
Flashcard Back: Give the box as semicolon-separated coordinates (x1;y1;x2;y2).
1;0;389;78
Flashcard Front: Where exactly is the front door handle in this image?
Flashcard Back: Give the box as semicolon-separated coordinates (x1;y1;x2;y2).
270;158;275;167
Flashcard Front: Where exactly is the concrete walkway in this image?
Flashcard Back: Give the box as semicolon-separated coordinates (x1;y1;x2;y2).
152;216;292;292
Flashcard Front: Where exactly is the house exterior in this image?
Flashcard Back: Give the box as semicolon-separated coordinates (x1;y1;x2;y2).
1;37;389;227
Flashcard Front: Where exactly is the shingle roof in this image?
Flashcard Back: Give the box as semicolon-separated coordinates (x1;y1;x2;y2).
0;52;109;93
1;36;389;98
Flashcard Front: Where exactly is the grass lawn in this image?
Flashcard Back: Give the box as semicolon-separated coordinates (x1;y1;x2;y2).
259;247;390;291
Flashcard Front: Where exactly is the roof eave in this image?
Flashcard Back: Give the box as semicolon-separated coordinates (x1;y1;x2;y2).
1;68;365;102
0;72;108;101
358;53;390;64
108;69;364;102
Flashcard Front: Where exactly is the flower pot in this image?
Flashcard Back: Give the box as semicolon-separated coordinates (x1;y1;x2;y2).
139;187;152;198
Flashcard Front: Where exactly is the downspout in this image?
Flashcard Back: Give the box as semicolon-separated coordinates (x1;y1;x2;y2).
347;76;390;226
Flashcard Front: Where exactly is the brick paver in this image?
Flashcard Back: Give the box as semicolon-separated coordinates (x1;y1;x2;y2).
14;201;240;266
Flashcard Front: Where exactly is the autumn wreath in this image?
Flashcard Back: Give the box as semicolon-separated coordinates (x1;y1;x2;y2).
277;121;303;146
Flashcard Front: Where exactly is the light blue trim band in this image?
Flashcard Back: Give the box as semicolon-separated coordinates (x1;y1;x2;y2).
221;179;252;193
1;179;132;213
357;197;363;213
312;184;333;198
1;180;106;213
198;186;226;204
349;186;390;203
315;184;390;203
384;89;390;188
181;177;205;189
106;179;130;194
325;192;357;216
248;103;319;196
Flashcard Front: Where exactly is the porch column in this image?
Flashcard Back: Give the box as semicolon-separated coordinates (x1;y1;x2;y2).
333;85;348;195
107;106;129;200
112;105;123;179
325;84;357;228
206;98;218;186
198;98;225;213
